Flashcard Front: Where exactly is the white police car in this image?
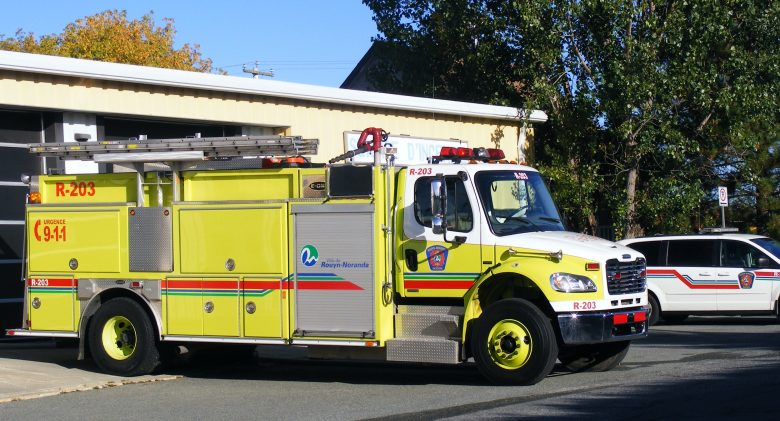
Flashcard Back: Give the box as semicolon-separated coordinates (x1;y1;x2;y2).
618;231;780;325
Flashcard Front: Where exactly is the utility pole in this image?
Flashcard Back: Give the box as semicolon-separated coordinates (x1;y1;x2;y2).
242;61;274;79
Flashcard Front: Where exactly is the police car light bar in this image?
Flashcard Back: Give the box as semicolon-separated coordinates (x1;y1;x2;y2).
699;227;740;233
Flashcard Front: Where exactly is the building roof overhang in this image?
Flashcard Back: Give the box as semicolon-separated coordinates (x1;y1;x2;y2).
0;50;547;124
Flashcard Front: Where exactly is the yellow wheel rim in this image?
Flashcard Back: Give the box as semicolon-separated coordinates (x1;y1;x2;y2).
101;316;136;360
487;319;532;370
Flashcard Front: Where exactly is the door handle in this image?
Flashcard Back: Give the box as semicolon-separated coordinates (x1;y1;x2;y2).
717;273;730;276
699;273;712;276
405;249;418;271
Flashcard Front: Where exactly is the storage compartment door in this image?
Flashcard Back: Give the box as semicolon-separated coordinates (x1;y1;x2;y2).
293;204;375;338
27;209;122;273
27;275;76;332
165;278;203;336
203;278;239;337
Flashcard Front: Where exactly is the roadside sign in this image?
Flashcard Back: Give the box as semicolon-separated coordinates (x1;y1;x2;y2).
718;187;728;207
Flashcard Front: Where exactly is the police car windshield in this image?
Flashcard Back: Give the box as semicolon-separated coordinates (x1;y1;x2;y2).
475;170;565;236
751;238;780;261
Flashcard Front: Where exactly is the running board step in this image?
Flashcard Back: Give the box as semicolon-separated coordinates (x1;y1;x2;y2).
386;337;460;364
395;305;463;339
395;312;460;339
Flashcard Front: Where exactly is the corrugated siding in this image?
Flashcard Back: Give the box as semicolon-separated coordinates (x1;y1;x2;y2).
0;71;522;162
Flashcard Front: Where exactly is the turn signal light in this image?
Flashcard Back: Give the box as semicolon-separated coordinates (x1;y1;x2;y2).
585;262;600;271
28;192;41;204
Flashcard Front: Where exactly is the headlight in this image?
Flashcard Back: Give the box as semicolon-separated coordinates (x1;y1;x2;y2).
550;272;598;293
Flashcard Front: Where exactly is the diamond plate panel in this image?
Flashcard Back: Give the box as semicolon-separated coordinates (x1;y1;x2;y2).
397;305;464;315
395;313;460;338
129;207;172;272
386;338;460;364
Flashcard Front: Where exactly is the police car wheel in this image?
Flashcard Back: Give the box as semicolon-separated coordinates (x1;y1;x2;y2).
648;294;661;326
558;340;631;372
471;298;558;385
88;297;160;376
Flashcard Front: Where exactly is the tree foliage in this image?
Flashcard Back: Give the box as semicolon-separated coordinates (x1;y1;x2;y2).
0;10;214;72
364;0;780;238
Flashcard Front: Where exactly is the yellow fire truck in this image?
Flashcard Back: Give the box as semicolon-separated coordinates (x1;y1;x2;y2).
8;128;648;385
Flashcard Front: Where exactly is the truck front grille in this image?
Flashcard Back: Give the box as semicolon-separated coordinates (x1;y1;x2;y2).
605;258;646;294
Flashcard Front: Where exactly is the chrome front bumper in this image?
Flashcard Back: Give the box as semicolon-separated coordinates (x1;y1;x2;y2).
557;307;649;345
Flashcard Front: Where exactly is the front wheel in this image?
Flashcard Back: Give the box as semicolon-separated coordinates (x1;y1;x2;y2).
471;298;558;385
88;297;160;376
558;340;631;372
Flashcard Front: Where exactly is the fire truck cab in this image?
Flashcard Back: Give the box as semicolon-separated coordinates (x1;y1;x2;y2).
8;128;648;385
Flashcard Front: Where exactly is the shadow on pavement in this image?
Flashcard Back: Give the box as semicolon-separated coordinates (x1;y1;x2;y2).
3;317;779;388
641;319;780;352
0;338;100;371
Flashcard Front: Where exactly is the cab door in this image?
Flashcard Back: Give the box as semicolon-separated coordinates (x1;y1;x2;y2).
717;240;779;311
399;170;482;299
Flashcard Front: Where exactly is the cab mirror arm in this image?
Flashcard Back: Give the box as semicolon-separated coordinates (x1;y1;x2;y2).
431;174;447;236
430;175;465;245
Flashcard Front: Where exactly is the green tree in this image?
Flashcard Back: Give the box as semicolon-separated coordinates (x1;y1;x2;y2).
364;0;780;238
0;10;215;72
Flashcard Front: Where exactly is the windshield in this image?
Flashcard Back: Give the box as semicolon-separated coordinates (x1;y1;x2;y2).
475;170;565;236
750;238;780;261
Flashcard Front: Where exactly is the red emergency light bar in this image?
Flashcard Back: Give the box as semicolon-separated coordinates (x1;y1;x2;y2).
432;147;506;163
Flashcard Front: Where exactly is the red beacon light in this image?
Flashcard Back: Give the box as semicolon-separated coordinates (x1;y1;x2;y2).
487;148;505;160
433;146;506;163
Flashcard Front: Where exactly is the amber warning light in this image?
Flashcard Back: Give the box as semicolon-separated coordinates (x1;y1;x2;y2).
28;192;42;204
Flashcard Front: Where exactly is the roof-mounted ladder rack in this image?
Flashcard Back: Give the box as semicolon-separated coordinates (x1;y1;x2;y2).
28;135;319;163
28;135;319;206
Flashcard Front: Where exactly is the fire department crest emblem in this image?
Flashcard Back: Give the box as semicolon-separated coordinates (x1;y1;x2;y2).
426;245;448;271
738;272;755;289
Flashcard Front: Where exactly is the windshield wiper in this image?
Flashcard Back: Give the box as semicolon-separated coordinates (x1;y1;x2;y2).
537;216;561;223
506;216;539;226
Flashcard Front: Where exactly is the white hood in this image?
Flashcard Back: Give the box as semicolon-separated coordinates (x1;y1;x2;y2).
500;231;643;262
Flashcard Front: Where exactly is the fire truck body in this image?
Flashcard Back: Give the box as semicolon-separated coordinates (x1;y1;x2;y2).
10;130;648;385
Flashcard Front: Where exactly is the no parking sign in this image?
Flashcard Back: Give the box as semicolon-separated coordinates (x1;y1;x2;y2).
718;186;728;207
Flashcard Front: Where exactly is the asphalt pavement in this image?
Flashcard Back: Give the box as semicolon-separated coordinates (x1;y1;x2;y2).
1;317;779;420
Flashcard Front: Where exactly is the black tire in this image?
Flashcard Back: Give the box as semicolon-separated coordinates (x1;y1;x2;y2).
558;340;631;372
88;297;160;376
471;298;558;385
776;299;780;321
648;293;661;326
661;313;689;324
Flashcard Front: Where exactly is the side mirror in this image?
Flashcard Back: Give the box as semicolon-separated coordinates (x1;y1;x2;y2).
757;257;772;268
430;175;447;235
544;176;555;193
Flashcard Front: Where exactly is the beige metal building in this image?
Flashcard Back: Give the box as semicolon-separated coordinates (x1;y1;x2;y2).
0;50;546;332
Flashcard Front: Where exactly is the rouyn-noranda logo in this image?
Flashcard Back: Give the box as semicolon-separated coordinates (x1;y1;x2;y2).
300;245;319;267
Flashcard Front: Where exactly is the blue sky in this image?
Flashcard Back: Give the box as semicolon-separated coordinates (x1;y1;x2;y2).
0;1;377;87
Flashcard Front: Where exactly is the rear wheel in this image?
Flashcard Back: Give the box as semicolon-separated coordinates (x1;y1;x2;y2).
471;298;558;385
558;340;631;372
88;297;160;376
